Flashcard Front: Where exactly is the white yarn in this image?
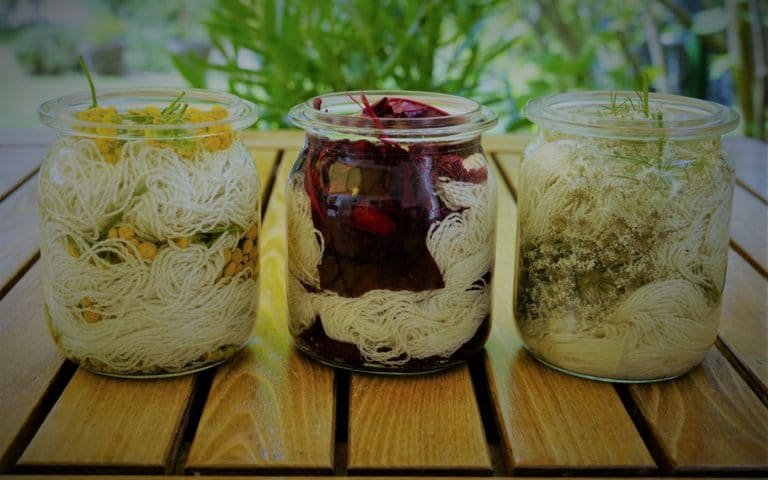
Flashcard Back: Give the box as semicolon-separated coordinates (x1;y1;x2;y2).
524;279;719;380
123;141;259;241
286;173;324;291
40;137;260;375
516;134;734;380
39;138;136;241
287;168;497;365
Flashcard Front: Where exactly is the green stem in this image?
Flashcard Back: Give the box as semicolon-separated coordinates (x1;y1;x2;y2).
656;111;666;167
161;91;186;116
79;56;97;108
642;74;650;118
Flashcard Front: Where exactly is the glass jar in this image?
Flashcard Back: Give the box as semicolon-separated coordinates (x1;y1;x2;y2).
38;88;260;377
516;91;739;382
287;91;498;373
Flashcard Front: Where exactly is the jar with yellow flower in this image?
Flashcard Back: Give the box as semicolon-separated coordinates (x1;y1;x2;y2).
38;85;260;377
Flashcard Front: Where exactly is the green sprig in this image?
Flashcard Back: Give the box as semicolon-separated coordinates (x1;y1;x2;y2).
600;73;671;170
79;56;98;109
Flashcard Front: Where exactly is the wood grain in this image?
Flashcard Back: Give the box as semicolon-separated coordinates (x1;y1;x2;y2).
725;136;767;201
718;250;768;395
0;174;40;294
185;151;336;473
730;184;768;274
0;476;751;480
0;263;66;472
249;149;278;202
243;130;304;150
241;130;529;155
482;134;529;154
347;367;492;473
494;152;520;197
485;157;655;471
0;147;45;200
18;370;193;473
629;348;768;471
0;129;55;148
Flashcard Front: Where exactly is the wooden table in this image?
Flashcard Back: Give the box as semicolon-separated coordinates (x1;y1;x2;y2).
0;129;766;479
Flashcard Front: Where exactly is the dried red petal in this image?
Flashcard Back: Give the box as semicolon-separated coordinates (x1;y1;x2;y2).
363;97;449;118
351;205;396;236
435;154;487;183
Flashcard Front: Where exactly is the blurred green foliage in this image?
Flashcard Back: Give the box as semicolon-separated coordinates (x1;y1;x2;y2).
173;0;520;129
14;24;79;75
174;0;767;138
83;0;214;73
3;0;764;137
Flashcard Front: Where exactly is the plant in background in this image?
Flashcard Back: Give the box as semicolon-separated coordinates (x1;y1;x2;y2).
173;0;519;129
14;24;79;75
172;0;765;138
501;0;766;139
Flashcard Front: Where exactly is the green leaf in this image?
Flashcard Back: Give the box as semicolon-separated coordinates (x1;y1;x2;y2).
709;54;732;79
691;7;728;36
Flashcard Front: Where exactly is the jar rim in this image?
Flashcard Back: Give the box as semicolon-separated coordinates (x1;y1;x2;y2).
288;90;498;141
525;91;739;139
38;87;258;138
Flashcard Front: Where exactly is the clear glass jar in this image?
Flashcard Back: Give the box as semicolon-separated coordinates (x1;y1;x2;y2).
287;91;498;373
38;88;260;377
516;91;739;382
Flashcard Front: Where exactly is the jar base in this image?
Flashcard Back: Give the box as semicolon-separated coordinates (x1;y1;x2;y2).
74;344;247;379
294;343;467;376
524;348;695;383
79;358;227;379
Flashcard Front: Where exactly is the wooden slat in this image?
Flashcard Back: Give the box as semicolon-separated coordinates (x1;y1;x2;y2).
486;157;655;471
0;476;755;480
0;129;55;148
725;136;767;201
730;184;768;274
494;152;520;196
0;174;40;293
629;347;768;471
19;371;193;473
241;130;529;155
483;134;529;154
185;151;336;473
0;263;66;472
249;149;278;199
718;249;768;396
348;367;492;474
243;130;304;150
0;147;45;200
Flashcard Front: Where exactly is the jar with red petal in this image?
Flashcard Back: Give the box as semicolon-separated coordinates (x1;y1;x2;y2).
287;91;498;374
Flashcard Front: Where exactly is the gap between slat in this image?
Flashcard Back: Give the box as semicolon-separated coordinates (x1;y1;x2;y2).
168;369;217;475
715;338;768;407
736;178;768;206
258;149;283;218
0;168;39;205
0;252;39;304
730;240;768;279
0;262;72;473
613;385;673;474
2;360;76;474
333;370;350;476
491;153;517;202
469;355;508;476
